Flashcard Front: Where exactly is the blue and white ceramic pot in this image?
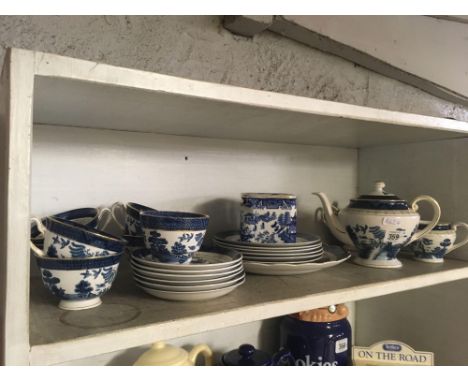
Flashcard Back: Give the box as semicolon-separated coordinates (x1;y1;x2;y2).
240;193;297;244
411;221;468;263
111;202;155;235
34;252;122;310
30;207;112;249
315;181;441;268
280;313;352;366
140;210;209;264
30;216;127;259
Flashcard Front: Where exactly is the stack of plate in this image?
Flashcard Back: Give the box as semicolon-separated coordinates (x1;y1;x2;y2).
130;248;245;301
214;231;324;264
214;231;350;275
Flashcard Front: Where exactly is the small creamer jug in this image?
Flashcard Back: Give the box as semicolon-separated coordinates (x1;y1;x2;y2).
133;341;212;366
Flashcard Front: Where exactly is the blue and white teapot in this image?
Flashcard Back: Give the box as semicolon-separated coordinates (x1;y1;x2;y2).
314;181;441;268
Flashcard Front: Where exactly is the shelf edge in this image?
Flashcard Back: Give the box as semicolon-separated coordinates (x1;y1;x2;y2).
29;263;468;365
27;48;468;136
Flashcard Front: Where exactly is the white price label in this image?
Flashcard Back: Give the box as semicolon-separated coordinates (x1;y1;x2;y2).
335;338;348;354
383;217;401;226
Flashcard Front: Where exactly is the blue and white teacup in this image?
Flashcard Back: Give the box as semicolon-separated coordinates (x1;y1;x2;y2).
140;210;209;264
31;207;113;249
411;221;468;263
111;202;156;236
34;251;122;310
30;216;127;259
240;193;297;244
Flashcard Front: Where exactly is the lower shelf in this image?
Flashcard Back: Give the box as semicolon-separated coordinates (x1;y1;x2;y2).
29;253;468;365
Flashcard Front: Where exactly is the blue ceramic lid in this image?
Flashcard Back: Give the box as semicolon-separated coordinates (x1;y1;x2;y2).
222;344;272;366
348;181;409;211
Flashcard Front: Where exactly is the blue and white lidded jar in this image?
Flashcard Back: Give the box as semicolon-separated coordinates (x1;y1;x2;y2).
240;193;297;244
411;221;468;263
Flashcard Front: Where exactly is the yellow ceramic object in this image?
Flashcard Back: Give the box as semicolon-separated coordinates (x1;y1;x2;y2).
133;341;213;366
295;304;349;323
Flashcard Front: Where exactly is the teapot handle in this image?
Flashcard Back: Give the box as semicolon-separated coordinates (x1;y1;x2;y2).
449;222;468;253
188;344;213;366
408;195;441;244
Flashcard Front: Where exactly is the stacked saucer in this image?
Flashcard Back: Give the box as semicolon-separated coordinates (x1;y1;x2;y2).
241;244;351;276
213;231;324;264
214;231;350;275
130;248;245;301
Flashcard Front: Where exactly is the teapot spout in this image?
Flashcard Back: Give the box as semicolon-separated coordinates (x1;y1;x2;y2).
313;192;354;247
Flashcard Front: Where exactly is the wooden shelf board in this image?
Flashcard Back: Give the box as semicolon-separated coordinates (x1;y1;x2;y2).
29;49;468;149
29;254;468;365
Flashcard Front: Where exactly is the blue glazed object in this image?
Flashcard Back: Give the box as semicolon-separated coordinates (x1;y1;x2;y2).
221;344;293;366
31;207;102;249
45;217;126;252
345;224;416;262
410;220;468;263
314;181;441;269
30;216;127;259
36;251;122;270
348;199;409;210
418;222;452;231
140;211;209;230
126;202;155;235
140;210;209;264
280;315;352;366
123;234;146;250
34;251;123;310
411;236;452;260
240;193;297;244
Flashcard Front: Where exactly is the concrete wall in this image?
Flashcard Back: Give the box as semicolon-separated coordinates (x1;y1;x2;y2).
0;15;467;121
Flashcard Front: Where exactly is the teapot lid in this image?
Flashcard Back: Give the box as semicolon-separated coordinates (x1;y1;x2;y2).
133;342;189;366
222;344;272;366
349;181;409;210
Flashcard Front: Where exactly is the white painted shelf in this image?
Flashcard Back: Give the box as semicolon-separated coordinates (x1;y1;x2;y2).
29;254;468;365
33;50;468;148
2;48;468;365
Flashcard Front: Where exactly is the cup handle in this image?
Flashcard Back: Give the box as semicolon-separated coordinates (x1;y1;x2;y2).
449;222;468;253
187;344;213;366
110;202;126;231
30;217;45;257
408;195;441;244
97;207;113;231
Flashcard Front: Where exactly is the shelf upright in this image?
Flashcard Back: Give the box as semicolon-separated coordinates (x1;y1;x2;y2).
0;49;35;365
